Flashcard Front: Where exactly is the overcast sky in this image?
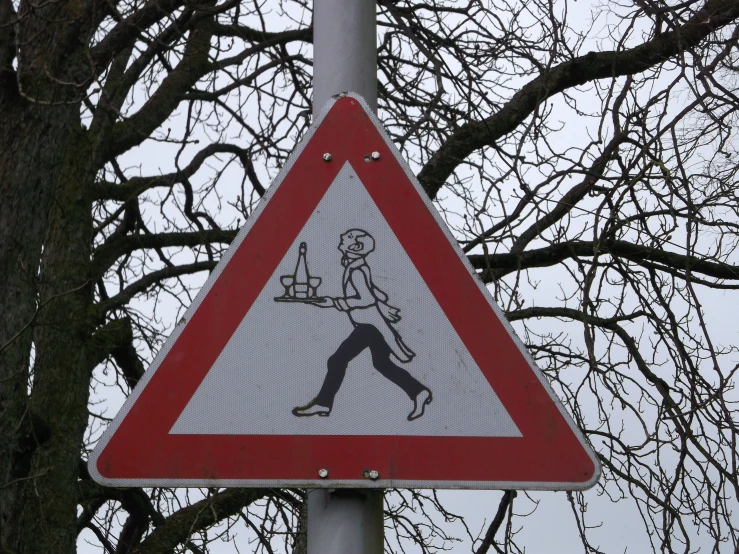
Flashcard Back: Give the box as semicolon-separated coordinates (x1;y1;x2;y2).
79;0;739;551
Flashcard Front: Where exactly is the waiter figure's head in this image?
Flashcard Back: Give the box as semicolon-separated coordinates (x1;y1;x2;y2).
338;229;375;259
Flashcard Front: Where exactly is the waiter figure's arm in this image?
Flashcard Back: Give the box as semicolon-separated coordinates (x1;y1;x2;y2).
308;269;374;311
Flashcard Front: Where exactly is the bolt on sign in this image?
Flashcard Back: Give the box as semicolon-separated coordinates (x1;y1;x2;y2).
90;94;601;490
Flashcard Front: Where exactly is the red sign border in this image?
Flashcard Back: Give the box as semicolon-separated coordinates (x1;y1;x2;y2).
90;95;600;490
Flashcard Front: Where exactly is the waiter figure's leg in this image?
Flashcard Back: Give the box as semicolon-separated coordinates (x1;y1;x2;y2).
292;324;432;420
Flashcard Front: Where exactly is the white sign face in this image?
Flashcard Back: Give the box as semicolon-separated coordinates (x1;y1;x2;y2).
171;163;521;438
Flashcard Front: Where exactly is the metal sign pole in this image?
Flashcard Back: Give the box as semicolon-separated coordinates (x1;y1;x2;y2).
309;0;382;553
313;0;377;116
307;489;384;554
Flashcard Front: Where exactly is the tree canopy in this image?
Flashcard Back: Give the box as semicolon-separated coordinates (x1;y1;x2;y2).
1;0;738;552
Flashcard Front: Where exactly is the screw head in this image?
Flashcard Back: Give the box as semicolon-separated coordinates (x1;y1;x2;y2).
371;151;380;160
318;468;328;478
368;470;379;480
322;153;332;162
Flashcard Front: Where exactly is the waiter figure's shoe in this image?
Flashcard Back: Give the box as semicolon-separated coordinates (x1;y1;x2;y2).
292;401;331;417
408;388;432;421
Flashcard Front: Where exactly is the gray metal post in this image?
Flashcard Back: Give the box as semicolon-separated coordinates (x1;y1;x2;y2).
308;1;382;553
307;489;384;554
313;0;377;115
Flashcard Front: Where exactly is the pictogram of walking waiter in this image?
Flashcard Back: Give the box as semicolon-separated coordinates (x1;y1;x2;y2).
291;229;433;420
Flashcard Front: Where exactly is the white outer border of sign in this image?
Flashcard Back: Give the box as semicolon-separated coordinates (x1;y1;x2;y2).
89;93;601;491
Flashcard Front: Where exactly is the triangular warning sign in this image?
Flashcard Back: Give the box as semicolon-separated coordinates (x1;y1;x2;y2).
90;94;600;490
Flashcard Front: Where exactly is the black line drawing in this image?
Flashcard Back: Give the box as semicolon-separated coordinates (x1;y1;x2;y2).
274;242;323;302
275;230;433;421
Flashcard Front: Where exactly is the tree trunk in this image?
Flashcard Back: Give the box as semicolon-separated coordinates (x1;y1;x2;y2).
0;74;94;552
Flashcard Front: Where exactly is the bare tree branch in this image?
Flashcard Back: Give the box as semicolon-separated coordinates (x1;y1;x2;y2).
469;239;739;283
417;0;739;198
135;489;267;554
95;261;216;315
474;490;516;554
